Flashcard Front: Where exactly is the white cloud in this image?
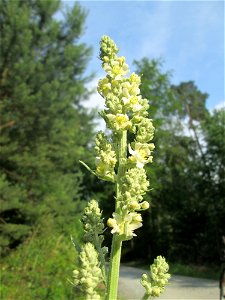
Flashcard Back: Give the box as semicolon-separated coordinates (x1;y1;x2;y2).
83;77;104;110
83;77;106;131
138;3;172;58
133;1;223;80
213;101;225;111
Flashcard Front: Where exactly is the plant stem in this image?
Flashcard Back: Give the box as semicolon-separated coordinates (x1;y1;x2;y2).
94;232;107;287
116;130;127;207
106;130;127;300
141;293;150;300
106;235;122;300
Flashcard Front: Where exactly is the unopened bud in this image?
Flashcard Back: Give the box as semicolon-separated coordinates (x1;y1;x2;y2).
141;201;150;210
129;201;139;210
107;218;117;228
133;214;142;223
152;287;161;297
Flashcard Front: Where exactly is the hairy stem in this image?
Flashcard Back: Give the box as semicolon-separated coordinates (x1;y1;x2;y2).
94;232;107;287
106;235;122;300
141;293;150;300
106;130;127;300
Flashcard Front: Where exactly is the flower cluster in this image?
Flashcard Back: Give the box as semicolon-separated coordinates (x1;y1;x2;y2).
128;142;155;168
98;36;153;134
107;212;142;240
73;243;102;300
97;36;155;240
95;131;117;182
74;36;170;300
107;167;150;240
141;256;171;297
122;167;150;210
82;199;105;243
82;200;108;285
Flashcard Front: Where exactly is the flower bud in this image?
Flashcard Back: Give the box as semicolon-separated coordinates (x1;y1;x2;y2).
141;201;150;210
73;243;102;299
129;201;140;210
152;286;161;297
133;214;142;223
107;218;117;228
141;256;170;297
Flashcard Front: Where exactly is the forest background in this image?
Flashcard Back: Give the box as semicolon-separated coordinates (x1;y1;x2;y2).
0;1;224;299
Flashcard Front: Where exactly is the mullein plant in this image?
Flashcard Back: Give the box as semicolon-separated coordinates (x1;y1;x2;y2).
72;36;170;300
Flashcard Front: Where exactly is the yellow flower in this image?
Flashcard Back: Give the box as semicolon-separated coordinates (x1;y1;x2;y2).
130;73;141;85
132;213;142;223
121;80;141;110
103;57;129;80
141;201;150;210
96;160;110;175
107;212;143;239
97;78;111;97
128;142;153;168
129;200;140;210
107;113;132;131
107;218;117;229
152;287;161;297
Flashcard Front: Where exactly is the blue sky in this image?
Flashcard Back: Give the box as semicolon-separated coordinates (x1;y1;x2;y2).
63;1;224;111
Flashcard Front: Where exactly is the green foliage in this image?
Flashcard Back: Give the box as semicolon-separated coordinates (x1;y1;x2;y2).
202;108;225;180
133;58;175;122
1;214;84;300
0;0;94;253
169;262;220;280
124;260;220;280
120;58;225;266
172;81;209;123
158;108;225;264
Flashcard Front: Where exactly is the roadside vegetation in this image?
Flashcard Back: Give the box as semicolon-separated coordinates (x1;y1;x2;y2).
0;0;224;299
124;261;220;280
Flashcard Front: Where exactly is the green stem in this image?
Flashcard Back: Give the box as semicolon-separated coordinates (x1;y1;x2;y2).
106;130;127;300
141;293;150;300
94;232;107;287
106;235;122;300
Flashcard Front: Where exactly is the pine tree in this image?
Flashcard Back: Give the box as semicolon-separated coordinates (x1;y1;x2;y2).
0;0;94;253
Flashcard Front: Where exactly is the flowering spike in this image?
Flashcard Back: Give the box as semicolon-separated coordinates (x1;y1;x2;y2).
97;35;155;242
73;36;169;300
82;200;108;286
73;243;103;300
95;132;117;182
141;256;171;298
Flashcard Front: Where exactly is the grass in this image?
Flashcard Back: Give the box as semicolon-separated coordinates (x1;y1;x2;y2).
124;260;220;280
168;262;220;280
0;215;83;300
1;216;220;300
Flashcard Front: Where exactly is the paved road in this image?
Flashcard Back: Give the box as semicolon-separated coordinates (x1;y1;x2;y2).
118;265;219;300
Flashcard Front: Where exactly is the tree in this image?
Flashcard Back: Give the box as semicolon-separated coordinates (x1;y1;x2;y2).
167;108;225;264
197;108;225;261
119;58;176;261
0;0;94;254
123;57;224;266
133;58;175;123
172;81;209;169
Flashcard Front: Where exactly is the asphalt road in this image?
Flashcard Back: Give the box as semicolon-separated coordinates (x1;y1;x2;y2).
118;265;219;300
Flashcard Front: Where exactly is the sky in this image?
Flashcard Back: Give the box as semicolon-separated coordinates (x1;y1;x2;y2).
63;1;224;114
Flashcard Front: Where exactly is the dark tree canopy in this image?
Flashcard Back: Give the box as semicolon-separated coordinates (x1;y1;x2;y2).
121;58;225;265
0;0;94;253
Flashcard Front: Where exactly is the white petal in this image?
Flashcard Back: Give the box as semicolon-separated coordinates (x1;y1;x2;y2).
133;104;143;111
137;161;144;168
128;144;135;155
95;157;101;165
122;97;130;105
